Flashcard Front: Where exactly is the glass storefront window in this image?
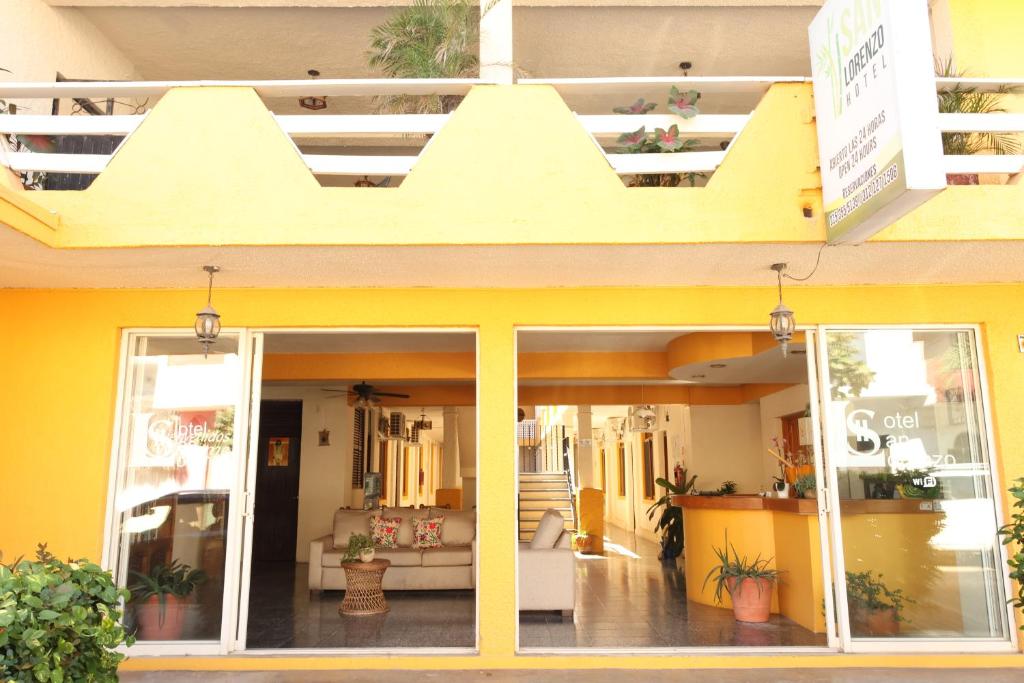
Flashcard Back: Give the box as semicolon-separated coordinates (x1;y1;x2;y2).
110;334;246;644
822;329;1010;641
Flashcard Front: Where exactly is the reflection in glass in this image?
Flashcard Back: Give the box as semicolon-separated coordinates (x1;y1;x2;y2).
825;329;1008;640
113;335;242;642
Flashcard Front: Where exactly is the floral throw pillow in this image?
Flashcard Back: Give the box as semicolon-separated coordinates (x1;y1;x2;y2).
413;516;445;549
370;515;401;549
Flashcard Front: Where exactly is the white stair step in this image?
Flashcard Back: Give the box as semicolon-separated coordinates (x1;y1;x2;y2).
519;483;568;491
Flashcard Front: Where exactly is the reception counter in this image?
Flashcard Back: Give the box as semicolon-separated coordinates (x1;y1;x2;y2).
672;494;825;633
672;494;953;636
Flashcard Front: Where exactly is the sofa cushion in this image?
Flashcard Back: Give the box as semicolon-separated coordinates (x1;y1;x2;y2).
530;509;565;549
369;515;402;548
373;547;424;567
385;506;431;547
434;509;475;546
413;516;444;549
333;509;371;547
421;545;473;567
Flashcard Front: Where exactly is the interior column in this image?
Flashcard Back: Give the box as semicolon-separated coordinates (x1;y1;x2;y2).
575;405;594;489
442;406;462;489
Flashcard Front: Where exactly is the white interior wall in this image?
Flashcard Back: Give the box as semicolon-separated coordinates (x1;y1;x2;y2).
688;404;763;494
260;385;354;563
1;0;142;114
758;384;810;490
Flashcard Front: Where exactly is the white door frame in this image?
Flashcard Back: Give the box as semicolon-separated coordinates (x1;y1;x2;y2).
815;324;1018;654
234;326;480;655
805;328;841;648
231;331;264;651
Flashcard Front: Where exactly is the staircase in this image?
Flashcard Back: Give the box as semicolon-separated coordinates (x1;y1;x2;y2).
518;471;576;542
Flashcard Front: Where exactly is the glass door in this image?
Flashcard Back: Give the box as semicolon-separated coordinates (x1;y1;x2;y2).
816;326;1015;651
105;331;254;655
233;332;264;651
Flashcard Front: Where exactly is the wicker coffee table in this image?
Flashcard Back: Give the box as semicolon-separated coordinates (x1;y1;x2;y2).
339;559;391;616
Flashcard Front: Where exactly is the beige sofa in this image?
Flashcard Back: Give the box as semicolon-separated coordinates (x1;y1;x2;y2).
309;506;476;592
518;509;576;615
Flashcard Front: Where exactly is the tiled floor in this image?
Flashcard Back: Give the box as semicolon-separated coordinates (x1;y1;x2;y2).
245;562;475;649
518;524;827;649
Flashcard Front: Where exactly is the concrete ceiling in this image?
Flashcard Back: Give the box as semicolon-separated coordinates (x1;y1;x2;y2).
669;342;808;383
75;4;817;114
518;330;686;353
263;330;475;352
3;227;1024;288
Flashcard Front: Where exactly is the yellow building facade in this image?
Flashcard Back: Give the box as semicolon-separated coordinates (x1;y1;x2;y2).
1;0;1023;673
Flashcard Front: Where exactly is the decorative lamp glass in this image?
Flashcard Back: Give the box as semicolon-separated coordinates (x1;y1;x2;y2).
769;302;796;357
630;405;658;433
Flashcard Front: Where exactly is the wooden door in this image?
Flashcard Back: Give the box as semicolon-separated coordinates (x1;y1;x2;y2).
253;400;303;562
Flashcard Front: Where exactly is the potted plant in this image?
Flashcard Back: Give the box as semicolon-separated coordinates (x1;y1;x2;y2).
936;57;1021;185
997;477;1024;630
646;470;697;562
342;532;375;563
129;559;207;640
613;87;704;187
702;531;781;623
845;570;912;636
367;0;482;115
0;543;134;681
572;530;595;555
794;473;817;499
860;471;899;499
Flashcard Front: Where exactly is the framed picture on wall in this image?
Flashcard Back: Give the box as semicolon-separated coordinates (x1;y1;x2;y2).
267;437;290;467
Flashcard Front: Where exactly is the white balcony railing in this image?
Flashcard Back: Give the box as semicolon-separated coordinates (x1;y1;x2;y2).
1;77;1021;186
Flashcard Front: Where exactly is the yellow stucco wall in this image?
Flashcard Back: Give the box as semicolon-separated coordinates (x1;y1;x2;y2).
1;283;1022;671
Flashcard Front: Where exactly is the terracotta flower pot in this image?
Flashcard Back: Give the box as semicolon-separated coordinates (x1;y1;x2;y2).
851;604;899;636
135;594;188;640
726;576;774;623
575;535;595;554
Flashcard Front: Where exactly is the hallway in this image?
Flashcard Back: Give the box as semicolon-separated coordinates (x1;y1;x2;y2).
519;524;826;649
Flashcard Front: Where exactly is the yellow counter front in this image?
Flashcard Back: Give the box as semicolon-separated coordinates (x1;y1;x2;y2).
673;495;826;633
673;495;953;636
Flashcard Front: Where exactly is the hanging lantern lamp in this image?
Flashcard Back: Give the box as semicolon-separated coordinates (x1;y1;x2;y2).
195;265;221;357
769;262;796;357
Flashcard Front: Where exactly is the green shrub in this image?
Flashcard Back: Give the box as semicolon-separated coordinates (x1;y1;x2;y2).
0;544;133;682
997;477;1024;629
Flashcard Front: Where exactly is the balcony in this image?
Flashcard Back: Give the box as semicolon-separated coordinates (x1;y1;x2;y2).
0;74;1023;289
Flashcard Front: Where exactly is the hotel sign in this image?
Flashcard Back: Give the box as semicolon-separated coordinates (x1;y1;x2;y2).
809;0;945;244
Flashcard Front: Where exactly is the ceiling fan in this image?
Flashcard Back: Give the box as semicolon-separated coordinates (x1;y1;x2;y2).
323;381;410;406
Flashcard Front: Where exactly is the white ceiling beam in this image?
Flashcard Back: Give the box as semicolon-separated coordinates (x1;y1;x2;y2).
0;79;486;99
937;113;1024;133
302;154;419;176
276;114;447;136
0;114;144;135
6;152;109;174
519;76;807;96
606;150;726;174
943;154;1024;175
580;114;748;136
